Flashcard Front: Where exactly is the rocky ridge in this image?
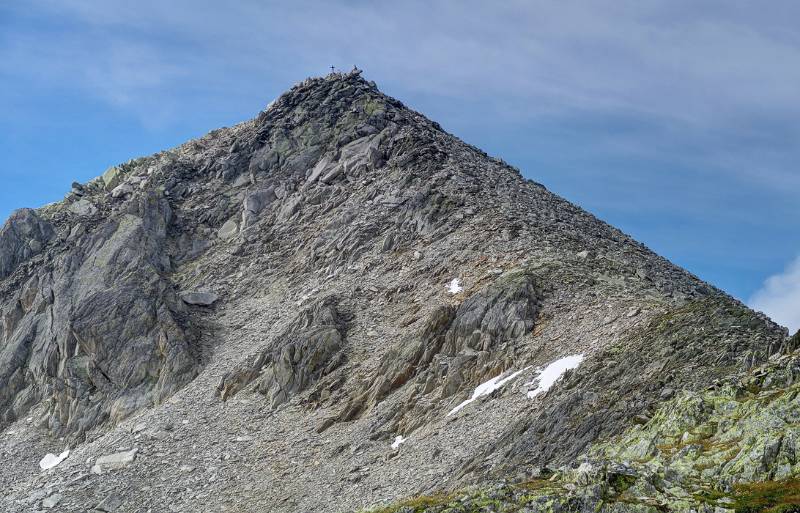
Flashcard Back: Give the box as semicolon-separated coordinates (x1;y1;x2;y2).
0;70;791;512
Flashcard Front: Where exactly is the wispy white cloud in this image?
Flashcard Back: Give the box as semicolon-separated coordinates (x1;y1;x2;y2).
750;256;800;333
11;1;800;121
5;0;798;186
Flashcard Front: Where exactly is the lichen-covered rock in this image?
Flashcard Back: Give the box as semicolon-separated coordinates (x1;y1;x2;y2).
360;344;800;513
367;348;800;513
474;295;787;477
589;349;800;487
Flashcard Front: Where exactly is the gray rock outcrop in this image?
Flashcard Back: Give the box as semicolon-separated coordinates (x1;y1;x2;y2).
335;269;543;432
0;191;197;439
217;297;347;407
91;449;138;474
180;291;219;306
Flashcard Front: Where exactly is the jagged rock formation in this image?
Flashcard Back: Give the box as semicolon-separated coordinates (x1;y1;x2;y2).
0;71;791;513
0;190;198;439
0;208;54;280
335;269;543;434
217;296;348;406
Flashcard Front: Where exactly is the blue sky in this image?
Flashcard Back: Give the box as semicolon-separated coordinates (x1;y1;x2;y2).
1;1;798;331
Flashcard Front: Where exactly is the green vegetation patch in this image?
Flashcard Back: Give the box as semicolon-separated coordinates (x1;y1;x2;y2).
365;492;457;513
361;480;565;513
732;479;800;513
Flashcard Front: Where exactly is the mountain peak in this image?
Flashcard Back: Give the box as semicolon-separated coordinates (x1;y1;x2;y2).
260;69;392;124
0;73;790;512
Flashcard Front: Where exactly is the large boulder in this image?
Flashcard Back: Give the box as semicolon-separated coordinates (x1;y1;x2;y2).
241;188;276;228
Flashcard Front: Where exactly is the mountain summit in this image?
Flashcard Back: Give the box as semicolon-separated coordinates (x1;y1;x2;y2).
0;71;791;512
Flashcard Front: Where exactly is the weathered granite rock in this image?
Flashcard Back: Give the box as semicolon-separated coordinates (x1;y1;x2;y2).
376;345;800;513
0;191;197;438
41;493;62;509
335;269;543;431
94;493;124;512
218;219;238;240
111;183;134;199
241;188;276;228
101;166;123;191
0;71;792;513
68;199;98;216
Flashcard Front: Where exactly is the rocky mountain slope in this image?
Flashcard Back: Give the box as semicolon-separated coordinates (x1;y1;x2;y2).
370;332;800;512
0;70;792;512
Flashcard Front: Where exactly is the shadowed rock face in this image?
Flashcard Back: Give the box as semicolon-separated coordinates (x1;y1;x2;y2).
0;71;792;512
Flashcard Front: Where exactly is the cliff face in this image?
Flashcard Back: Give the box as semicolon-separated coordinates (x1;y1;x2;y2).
0;184;198;438
0;72;788;512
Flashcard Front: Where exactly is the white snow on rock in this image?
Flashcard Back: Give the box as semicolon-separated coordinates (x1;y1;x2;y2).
525;354;584;399
447;278;463;294
448;367;529;416
391;435;406;450
39;449;70;470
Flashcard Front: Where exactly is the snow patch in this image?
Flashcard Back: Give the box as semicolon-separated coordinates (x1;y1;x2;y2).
525;355;584;399
39;449;70;470
391;435;406;450
447;278;463;294
448;367;529;416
